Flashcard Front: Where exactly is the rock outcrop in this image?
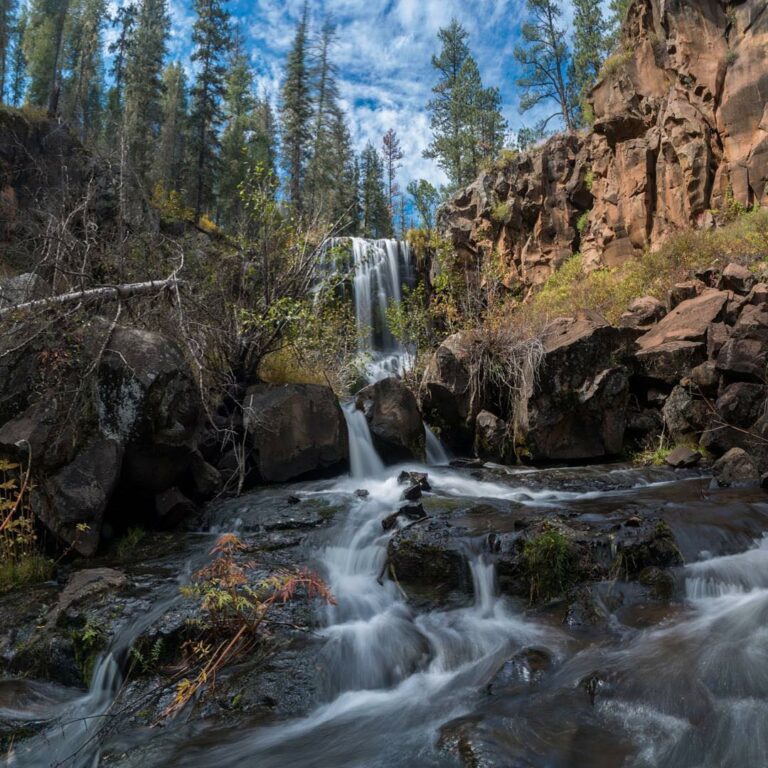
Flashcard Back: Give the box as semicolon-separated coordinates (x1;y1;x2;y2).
440;0;768;291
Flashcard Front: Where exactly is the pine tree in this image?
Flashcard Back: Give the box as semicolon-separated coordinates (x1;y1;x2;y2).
23;0;70;111
571;0;609;121
610;0;632;41
0;0;17;101
219;35;256;229
515;0;575;132
381;128;403;224
424;19;506;190
406;179;440;231
154;61;188;194
7;6;25;105
280;4;312;214
360;141;390;238
124;0;169;181
189;0;230;222
106;2;137;131
328;106;357;234
62;0;107;142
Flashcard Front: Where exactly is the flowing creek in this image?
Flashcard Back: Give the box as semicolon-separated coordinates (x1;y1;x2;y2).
4;238;768;766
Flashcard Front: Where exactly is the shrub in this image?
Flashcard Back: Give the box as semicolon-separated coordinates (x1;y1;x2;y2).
585;169;595;192
491;201;511;223
600;50;634;78
522;523;577;603
726;50;738;66
577;211;590;233
0;458;54;593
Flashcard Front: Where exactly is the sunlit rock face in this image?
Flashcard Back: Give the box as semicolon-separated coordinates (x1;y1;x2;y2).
441;0;768;291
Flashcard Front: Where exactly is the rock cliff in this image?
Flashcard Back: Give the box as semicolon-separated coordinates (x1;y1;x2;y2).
441;0;768;289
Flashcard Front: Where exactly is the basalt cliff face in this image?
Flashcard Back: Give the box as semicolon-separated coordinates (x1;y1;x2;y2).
441;0;768;288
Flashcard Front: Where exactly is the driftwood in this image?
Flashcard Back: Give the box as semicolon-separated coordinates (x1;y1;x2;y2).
0;276;181;318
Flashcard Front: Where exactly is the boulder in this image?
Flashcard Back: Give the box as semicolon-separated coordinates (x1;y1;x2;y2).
397;471;431;491
637;290;728;351
720;263;756;295
619;296;667;329
525;312;634;461
700;383;767;455
685;361;719;394
635;340;707;385
474;410;507;462
665;446;702;469
31;439;123;556
355;377;425;463
0;272;48;309
662;386;711;442
712;448;760;487
420;331;480;448
668;281;704;309
243;384;348;483
717;304;768;380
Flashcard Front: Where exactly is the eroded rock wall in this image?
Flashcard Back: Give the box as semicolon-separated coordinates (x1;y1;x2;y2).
441;0;768;290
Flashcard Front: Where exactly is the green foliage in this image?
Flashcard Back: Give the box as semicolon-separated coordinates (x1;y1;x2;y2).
72;618;106;682
360;141;391;238
585;169;595;191
576;210;590;233
129;636;164;675
116;527;146;560
522;522;577;603
424;18;507;190
0;458;54;593
725;49;738;67
153;61;189;195
406;179;441;230
491;201;511;223
571;0;611;124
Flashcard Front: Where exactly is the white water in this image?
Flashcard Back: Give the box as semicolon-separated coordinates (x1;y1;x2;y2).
425;423;451;466
321;237;414;383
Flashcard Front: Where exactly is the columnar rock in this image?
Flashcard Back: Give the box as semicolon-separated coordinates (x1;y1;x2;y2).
440;0;768;291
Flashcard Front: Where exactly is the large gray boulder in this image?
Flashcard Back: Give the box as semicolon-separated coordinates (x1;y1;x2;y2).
243;384;348;483
717;304;768;380
355;377;425;463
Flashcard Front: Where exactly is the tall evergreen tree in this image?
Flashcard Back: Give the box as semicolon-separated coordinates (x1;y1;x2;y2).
62;0;106;142
23;0;70;111
0;0;16;101
327;106;357;233
106;2;137;131
571;0;609;120
154;61;188;193
514;0;575;132
381;128;403;225
360;141;390;238
280;4;312;214
219;35;256;229
424;19;506;190
610;0;632;40
8;8;26;106
124;0;169;181
189;0;230;221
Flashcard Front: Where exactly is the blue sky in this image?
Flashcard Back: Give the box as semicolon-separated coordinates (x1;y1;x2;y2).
117;0;590;189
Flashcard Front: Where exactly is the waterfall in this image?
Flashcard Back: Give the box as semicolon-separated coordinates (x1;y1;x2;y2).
342;402;385;479
321;237;415;383
425;423;451;466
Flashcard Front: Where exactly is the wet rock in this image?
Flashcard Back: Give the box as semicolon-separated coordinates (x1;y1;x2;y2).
354;489;370;499
720;263;756;295
665;446;702;469
355;377;425;463
619;296;667;329
638;566;675;599
397;471;431;491
401;484;423;502
243;384;348;483
712;447;760;487
48;568;127;627
154;487;197;528
188;450;222;498
474;410;507;462
487;647;552;694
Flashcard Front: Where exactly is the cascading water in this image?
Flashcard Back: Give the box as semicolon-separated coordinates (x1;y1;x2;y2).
321;237;415;383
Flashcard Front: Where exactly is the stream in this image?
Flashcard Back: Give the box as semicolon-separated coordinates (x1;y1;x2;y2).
4;239;768;766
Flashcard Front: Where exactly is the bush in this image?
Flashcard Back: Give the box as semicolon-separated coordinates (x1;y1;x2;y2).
522;523;577;603
576;211;590;233
491;201;511;223
600;50;634;78
0;458;54;593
